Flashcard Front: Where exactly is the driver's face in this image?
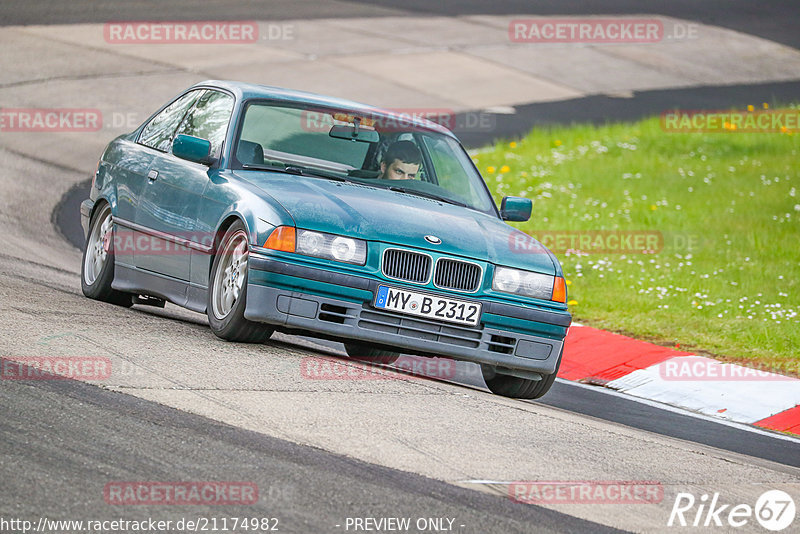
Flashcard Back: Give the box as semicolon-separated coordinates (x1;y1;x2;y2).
381;159;419;180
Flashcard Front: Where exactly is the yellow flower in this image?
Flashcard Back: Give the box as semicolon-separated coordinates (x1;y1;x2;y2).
500;165;510;173
763;102;769;109
747;105;754;112
509;141;517;148
650;204;657;211
554;139;562;147
565;279;572;285
567;299;578;306
486;166;496;173
781;126;789;133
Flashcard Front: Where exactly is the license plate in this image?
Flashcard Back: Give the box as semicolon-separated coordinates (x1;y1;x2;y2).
373;285;481;327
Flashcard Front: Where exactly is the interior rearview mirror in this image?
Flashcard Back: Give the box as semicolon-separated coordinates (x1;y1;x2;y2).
329;124;380;143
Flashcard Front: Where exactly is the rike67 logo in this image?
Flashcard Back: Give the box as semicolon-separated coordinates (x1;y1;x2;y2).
668;490;796;531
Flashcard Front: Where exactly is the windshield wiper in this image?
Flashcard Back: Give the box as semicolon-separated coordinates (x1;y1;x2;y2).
241;163;348;182
242;163;286;172
387;185;468;207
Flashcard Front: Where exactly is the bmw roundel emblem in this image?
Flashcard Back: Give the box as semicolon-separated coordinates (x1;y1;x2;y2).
424;235;442;245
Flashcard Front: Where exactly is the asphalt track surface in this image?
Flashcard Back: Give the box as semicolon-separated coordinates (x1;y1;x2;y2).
2;0;799;51
1;362;617;533
4;1;800;533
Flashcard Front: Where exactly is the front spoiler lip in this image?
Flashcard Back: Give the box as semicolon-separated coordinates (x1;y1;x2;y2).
248;253;572;328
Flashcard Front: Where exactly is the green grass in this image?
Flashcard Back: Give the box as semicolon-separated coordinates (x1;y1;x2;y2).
473;113;800;374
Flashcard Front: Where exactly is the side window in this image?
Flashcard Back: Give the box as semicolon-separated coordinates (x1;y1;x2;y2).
138;90;202;152
423;134;489;209
175;90;234;156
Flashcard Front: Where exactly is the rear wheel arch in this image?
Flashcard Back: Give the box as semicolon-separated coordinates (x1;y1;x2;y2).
88;197;112;228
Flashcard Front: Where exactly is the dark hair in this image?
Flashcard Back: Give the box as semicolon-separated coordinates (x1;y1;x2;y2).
382;140;422;166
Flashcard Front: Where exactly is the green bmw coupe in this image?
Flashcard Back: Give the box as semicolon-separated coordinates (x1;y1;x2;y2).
81;80;571;399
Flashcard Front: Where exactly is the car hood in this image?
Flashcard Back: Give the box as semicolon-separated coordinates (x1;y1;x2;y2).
237;171;556;274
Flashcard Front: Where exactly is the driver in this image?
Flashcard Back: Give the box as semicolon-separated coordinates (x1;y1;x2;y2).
378;140;421;180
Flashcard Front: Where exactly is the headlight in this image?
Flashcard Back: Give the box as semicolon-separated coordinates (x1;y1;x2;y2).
330;236;358;262
295;229;366;265
492;267;520;292
492;266;565;302
297;230;324;255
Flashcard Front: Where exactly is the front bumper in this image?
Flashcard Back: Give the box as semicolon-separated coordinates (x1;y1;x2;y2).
244;254;570;375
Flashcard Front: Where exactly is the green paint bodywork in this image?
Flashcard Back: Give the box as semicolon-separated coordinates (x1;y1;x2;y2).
87;80;569;341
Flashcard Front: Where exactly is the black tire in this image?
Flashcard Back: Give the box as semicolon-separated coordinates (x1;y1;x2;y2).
81;203;132;307
344;343;400;365
207;221;273;343
482;349;562;399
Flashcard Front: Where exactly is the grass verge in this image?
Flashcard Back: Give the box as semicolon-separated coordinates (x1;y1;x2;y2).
474;112;799;375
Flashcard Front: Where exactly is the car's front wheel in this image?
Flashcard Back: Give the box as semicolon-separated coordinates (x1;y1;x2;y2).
207;221;273;343
81;203;132;307
482;350;562;399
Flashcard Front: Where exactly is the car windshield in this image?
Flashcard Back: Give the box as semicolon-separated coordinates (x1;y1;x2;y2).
233;102;497;215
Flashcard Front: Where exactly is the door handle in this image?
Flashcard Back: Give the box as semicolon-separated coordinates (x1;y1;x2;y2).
147;169;159;181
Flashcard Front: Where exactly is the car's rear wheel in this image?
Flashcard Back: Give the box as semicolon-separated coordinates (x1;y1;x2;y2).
482;349;562;399
344;343;400;365
81;203;132;307
207;221;273;343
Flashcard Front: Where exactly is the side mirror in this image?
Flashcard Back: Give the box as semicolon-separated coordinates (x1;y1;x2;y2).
500;196;532;222
172;134;215;165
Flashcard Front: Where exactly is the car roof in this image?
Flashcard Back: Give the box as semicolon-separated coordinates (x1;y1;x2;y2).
192;79;458;138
